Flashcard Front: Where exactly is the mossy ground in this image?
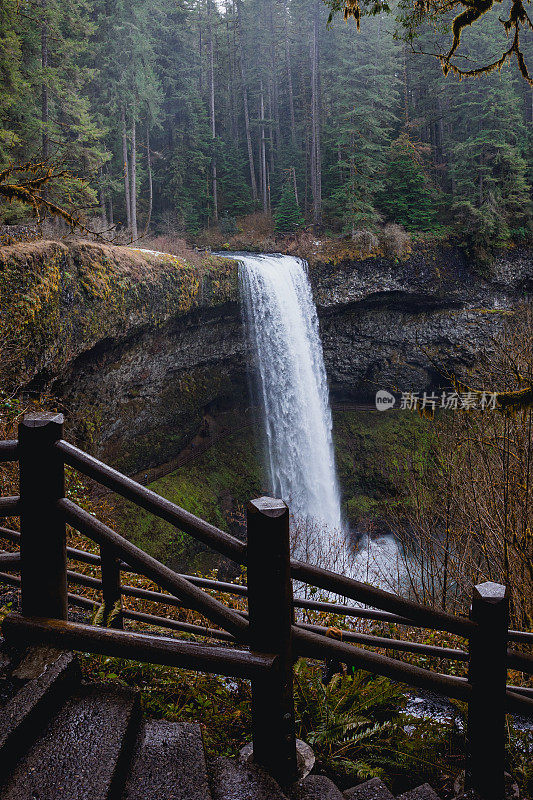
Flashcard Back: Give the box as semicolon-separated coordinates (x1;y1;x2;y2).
333;410;433;529
110;428;265;572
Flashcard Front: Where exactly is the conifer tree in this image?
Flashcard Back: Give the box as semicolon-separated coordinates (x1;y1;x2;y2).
378;133;436;231
274;180;304;231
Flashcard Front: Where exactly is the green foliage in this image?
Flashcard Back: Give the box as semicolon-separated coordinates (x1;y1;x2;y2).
294;660;406;783
0;0;530;239
274;181;304;232
322;12;400;233
218;145;252;217
452;198;511;270
293;660;469;793
378;134;436;231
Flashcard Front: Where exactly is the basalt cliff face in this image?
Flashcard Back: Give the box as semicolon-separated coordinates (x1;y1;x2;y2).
1;239;530;474
311;244;532;400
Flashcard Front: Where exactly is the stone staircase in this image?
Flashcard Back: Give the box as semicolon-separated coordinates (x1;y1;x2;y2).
0;643;477;800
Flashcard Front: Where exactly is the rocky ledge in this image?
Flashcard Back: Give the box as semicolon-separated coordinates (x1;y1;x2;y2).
0;239;242;472
1;239;531;474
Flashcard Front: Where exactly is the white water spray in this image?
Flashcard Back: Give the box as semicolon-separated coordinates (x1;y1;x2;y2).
239;254;342;534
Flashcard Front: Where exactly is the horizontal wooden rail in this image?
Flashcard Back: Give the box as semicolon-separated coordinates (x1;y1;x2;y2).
59;497;248;639
294;596;417;626
0;441;18;462
0;552;20;568
122;609;235;642
0;571;97;613
0;527;112;568
0;497;20;517
290;560;475;638
57;440;246;563
297;622;469;662
508;629;533;644
507;649;533;675
291;625;472;701
0;570;20;588
67;569;101;590
508;684;533;698
505;689;533;716
0;526;18;542
68;546;101;567
121;582;190;607
2;614;274;680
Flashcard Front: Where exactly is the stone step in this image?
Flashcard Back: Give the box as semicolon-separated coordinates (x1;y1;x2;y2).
396;784;442;800
344;777;395;800
291;774;346;800
209;756;290;800
0;646;80;780
1;683;141;800
123;719;212;800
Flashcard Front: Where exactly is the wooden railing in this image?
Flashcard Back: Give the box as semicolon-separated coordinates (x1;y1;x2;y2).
0;412;532;798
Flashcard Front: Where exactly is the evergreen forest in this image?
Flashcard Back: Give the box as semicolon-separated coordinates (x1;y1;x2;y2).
0;0;532;248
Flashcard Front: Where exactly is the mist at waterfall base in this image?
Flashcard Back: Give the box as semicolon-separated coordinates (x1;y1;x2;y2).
237;252;402;589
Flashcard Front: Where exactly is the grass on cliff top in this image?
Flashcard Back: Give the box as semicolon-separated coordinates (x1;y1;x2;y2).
0;238;238;392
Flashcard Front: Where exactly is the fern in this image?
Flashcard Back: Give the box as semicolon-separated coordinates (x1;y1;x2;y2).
293;660;406;783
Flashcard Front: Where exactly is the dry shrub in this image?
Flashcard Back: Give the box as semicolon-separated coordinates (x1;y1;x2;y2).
141;235;206;268
378;224;411;260
351;229;379;258
194;227;226;249
257;235;279;252
237;212;273;237
390;306;533;628
284;229;315;256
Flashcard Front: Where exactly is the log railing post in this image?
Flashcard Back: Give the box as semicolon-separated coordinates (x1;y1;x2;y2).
100;545;123;629
466;581;509;800
19;412;67;620
247;497;297;786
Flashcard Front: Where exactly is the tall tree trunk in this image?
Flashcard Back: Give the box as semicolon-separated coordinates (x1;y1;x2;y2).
291;166;299;208
435;95;445;167
260;80;268;213
235;0;258;203
267;85;275;176
310;0;321;227
268;0;280;151
403;45;409;125
227;4;238;141
198;14;203;94
207;0;218;223
41;0;49;161
121;108;131;232
130;115;138;240
99;167;107;229
284;0;297;148
143;124;153;236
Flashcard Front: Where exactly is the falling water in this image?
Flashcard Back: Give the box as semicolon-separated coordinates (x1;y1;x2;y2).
238;253;342;534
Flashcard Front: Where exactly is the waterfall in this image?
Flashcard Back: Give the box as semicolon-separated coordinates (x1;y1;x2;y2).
238;253;342;535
